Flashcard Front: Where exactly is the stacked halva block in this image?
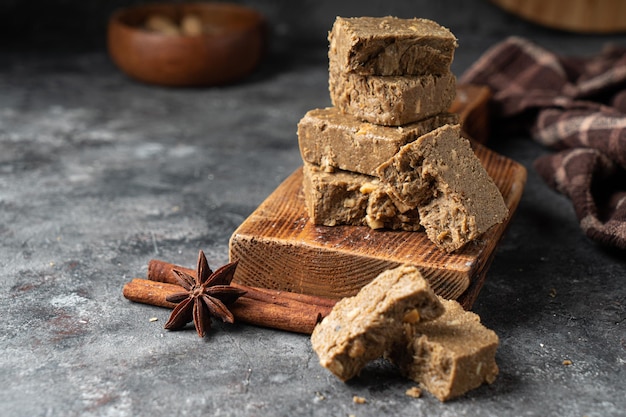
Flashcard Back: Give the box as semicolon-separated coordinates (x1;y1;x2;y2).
297;16;508;252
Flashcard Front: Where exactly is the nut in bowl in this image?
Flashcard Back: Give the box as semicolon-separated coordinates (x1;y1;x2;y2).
107;2;267;87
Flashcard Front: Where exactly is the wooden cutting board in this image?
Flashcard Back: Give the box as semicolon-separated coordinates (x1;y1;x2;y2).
229;85;526;309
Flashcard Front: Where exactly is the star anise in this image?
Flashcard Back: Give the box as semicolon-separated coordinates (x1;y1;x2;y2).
164;250;246;337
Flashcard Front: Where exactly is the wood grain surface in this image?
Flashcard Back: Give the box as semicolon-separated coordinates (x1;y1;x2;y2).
229;86;527;309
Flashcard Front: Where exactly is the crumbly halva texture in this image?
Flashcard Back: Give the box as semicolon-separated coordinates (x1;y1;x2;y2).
366;187;422;231
329;64;456;126
311;266;444;381
302;163;421;230
328;16;458;76
303;162;369;227
377;124;509;252
387;298;499;402
297;107;458;176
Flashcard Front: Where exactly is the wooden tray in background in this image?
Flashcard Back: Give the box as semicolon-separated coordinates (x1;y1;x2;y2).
229;86;527;309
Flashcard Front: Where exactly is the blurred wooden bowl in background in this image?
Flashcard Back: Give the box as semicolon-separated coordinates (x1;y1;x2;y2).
107;2;267;86
491;0;626;33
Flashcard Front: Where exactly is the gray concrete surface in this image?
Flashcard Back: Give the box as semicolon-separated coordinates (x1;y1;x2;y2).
1;1;625;416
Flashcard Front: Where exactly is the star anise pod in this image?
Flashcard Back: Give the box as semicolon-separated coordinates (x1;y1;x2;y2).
164;250;246;337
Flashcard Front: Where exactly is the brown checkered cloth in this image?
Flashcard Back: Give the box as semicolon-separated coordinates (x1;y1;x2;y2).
461;36;626;250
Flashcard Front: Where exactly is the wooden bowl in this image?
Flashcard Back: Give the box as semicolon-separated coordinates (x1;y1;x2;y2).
491;0;626;33
107;2;267;86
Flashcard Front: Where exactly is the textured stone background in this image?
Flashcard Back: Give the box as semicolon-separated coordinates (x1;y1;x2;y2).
0;1;625;416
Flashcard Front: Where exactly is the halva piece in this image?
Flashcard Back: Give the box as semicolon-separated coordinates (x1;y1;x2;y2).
387;298;499;402
297;107;458;176
302;163;421;230
328;16;458;76
329;66;456;126
377;124;508;252
302;163;370;227
311;266;444;381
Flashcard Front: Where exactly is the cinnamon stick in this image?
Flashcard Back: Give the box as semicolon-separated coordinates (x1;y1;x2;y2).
123;278;336;334
123;279;180;309
147;258;338;308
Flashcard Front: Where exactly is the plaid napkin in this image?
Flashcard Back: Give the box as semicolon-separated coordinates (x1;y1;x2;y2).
461;36;626;250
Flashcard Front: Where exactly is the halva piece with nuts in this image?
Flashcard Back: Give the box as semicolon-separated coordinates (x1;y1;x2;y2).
377;124;509;252
387;298;499;401
297;107;458;176
302;163;421;230
329;67;456;126
310;266;444;381
328;16;458;76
